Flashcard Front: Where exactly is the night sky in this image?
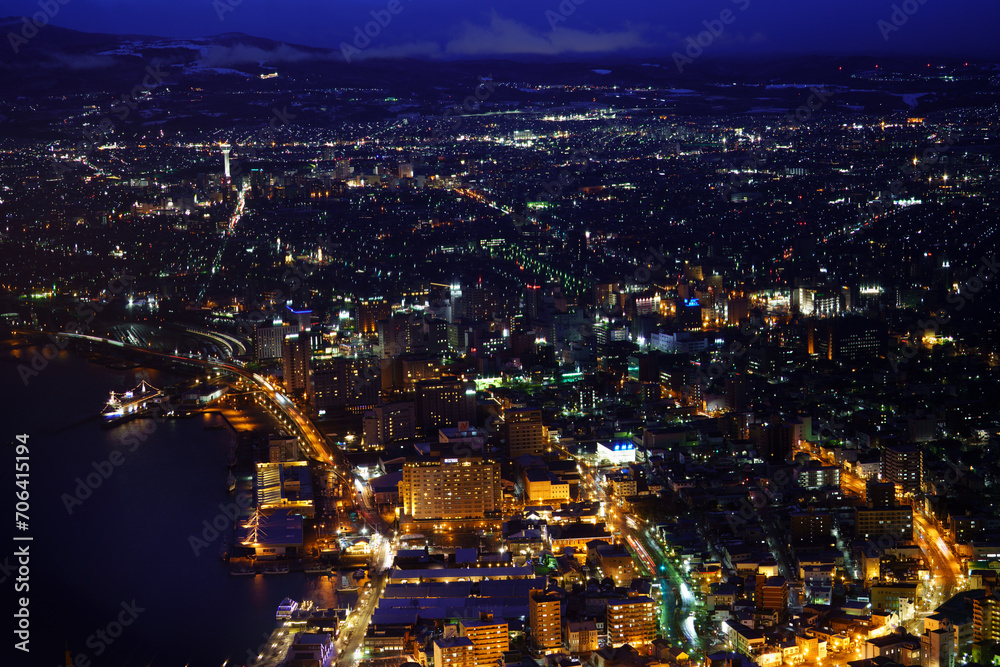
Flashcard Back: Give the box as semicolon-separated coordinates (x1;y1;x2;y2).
5;0;1000;58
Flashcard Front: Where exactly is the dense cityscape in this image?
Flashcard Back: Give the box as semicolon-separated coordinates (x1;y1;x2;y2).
2;9;1000;667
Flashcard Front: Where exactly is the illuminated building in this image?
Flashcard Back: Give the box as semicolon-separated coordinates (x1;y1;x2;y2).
399;456;500;520
866;478;897;508
757;576;789;624
282;332;312;399
357;296;391;335
597;440;636;465
790;510;834;549
882;445;924;495
974;595;1000;643
254;322;290;362
503;407;546;458
565;620;598;653
606;596;656;648
415;378;477;433
921;622;955;667
363;402;417;447
855;506;913;542
530;590;562;655
312;356;380;413
434;637;475;667
459;615;509;667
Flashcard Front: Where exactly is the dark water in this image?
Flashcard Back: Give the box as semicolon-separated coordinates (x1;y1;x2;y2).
1;346;335;667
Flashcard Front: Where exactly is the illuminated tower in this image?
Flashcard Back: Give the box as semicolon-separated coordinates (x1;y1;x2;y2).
221;143;231;179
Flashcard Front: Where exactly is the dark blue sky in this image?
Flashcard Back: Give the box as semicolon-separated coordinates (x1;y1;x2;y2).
9;0;1000;58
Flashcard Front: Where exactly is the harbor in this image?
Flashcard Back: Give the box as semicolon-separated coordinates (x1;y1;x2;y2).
0;343;351;666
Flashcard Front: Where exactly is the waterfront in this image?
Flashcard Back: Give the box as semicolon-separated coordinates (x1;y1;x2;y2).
0;346;336;667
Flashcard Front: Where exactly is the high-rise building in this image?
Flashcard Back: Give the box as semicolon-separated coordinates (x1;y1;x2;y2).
749;420;797;464
463;281;489;320
974;595;1000;644
814;319;886;362
357;297;392;336
525;283;543;321
503;407;547;459
312;356;380;413
883;445;924;495
790;510;834;549
866;478;897;508
922;620;956;667
855;506;913;542
676;298;703;330
459;615;509;667
758;577;789;624
530;590;563;655
335;158;352;180
748;345;798;383
434;637;475;667
792;287;815;315
794;463;840;490
396;354;442;390
399;456;501;520
415;378;477;433
727;297;750;326
255;322;290;361
282;332;312;400
287;304;311;332
606;595;656;648
363;402;417;447
379;313;418;358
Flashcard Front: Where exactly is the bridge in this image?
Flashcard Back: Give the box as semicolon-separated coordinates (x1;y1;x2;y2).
41;331;349;476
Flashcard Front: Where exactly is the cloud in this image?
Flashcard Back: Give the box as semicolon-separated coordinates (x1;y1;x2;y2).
43;52;118;69
350;41;443;60
444;11;646;56
196;43;331;67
